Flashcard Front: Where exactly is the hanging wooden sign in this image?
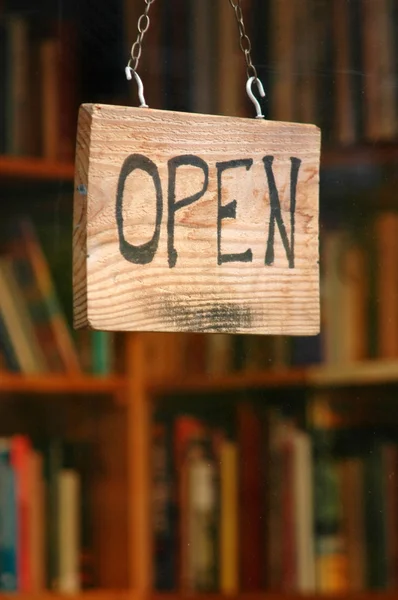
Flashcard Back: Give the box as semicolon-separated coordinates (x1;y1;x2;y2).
73;103;320;334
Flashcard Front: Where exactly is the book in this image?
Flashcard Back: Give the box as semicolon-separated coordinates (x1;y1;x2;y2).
237;402;263;590
292;429;315;592
91;331;114;375
187;445;217;591
14;219;81;373
339;457;366;591
5;14;29;155
58;469;81;593
216;0;247;117
153;421;175;591
29;450;45;591
270;0;297;121
375;212;398;358
0;439;17;591
333;0;357;144
191;0;216;116
364;441;388;588
40;37;59;159
219;440;238;595
362;0;397;140
10;436;32;592
44;438;63;590
310;396;348;593
173;415;206;591
0;257;47;373
0;307;20;372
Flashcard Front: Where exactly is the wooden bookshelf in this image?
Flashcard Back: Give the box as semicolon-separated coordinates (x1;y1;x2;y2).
3;0;398;597
0;156;75;182
0;373;125;394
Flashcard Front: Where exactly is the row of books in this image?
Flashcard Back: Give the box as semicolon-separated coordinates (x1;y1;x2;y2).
126;0;398;145
0;217;114;375
0;13;77;160
270;0;398;144
323;210;398;363
153;398;398;593
0;435;92;592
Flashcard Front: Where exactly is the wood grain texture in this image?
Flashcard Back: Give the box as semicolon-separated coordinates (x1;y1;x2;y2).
73;104;320;334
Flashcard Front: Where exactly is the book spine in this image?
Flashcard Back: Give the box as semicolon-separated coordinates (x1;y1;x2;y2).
333;0;356;144
310;398;348;593
187;456;217;591
237;403;263;590
153;422;175;591
5;15;29;155
364;442;388;589
10;435;32;592
19;219;81;373
219;440;238;594
0;440;18;591
91;331;113;375
40;38;59;159
376;212;398;358
339;458;366;592
45;439;63;590
58;469;81;593
29;451;46;591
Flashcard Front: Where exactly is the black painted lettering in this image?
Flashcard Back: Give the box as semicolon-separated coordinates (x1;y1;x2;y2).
168;154;209;268
216;159;253;265
116;154;163;265
263;156;301;268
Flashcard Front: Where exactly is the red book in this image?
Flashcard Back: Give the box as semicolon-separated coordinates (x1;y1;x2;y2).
11;435;32;592
237;403;263;590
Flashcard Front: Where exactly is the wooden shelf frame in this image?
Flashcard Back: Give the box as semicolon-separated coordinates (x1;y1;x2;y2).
0;143;398;184
0;373;125;394
0;155;75;181
2;358;398;398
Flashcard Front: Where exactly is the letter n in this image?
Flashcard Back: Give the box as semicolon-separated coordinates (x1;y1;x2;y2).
263;156;301;269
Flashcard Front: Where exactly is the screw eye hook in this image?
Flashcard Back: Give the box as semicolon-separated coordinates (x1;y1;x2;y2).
125;63;149;108
246;76;265;119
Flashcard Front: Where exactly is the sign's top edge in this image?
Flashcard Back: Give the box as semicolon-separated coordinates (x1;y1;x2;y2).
79;103;321;136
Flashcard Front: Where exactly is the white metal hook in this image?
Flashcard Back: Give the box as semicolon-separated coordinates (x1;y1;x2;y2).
125;64;149;108
246;76;265;119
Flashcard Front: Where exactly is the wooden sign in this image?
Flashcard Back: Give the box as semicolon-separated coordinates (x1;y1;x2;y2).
73;104;320;334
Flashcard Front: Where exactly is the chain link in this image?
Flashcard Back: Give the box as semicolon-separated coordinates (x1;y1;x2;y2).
128;0;156;72
228;0;258;80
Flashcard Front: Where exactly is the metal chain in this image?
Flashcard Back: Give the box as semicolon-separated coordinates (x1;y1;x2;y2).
228;0;258;80
128;0;156;72
126;0;263;117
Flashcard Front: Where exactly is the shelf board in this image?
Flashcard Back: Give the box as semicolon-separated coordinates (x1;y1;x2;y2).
322;143;398;168
151;360;398;396
0;373;125;394
150;368;308;396
0;155;74;181
0;593;131;600
0;144;397;182
309;359;398;387
151;593;398;600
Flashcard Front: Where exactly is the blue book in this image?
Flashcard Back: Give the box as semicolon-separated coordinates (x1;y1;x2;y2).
0;440;18;591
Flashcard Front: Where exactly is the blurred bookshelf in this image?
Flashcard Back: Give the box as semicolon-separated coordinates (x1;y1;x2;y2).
1;0;398;599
